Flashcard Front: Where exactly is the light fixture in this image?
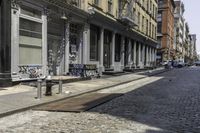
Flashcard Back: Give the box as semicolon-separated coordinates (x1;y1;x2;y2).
88;6;95;15
61;12;68;20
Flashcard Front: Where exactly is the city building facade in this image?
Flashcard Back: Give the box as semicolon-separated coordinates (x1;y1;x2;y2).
0;0;158;86
157;0;175;62
173;0;197;64
174;0;184;61
190;34;197;61
183;22;190;63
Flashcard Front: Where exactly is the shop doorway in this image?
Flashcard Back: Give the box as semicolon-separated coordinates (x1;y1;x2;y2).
69;23;82;64
47;14;65;76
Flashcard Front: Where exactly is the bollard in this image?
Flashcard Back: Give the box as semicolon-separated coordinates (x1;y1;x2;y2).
37;79;42;99
46;75;52;96
46;80;52;96
58;80;63;94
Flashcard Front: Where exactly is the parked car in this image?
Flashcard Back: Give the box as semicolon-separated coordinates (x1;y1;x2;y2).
194;61;200;66
177;61;185;68
161;60;172;68
172;60;185;68
161;60;171;66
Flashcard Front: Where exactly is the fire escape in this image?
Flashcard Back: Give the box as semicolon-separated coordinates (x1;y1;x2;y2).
43;0;81;8
118;0;138;27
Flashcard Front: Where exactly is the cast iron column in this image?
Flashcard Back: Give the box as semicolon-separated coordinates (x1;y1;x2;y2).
0;0;11;86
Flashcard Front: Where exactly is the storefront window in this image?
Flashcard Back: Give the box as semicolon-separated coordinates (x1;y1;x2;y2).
19;7;42;65
20;18;42;38
69;23;80;64
47;14;64;75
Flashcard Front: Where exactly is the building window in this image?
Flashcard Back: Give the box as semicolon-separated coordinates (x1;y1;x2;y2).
150;1;152;12
138;12;140;30
115;34;121;62
152;24;154;38
149;22;151;37
146;19;149;35
19;6;42;65
70;0;81;7
153;4;155;18
142;16;145;33
157;38;162;48
157;12;162;22
108;0;112;14
155;27;157;39
94;0;99;5
155;7;158;19
90;25;100;61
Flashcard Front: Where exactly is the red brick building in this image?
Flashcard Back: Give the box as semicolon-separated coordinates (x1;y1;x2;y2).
157;0;176;62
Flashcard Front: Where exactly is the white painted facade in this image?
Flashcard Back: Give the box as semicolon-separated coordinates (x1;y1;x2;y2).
10;0;157;81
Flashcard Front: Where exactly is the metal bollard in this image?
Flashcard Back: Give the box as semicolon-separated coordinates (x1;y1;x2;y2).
37;79;42;99
58;80;63;94
46;79;52;96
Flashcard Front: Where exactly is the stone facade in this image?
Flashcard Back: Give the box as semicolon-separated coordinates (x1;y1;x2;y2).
157;0;175;62
0;0;158;85
174;0;184;61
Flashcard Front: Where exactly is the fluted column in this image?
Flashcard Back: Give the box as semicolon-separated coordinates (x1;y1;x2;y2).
83;24;90;64
121;36;125;69
128;39;132;68
146;46;149;67
149;47;152;66
133;41;137;67
99;28;104;74
142;44;145;68
138;42;141;67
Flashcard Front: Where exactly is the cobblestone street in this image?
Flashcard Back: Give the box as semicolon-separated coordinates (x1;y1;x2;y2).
1;67;200;133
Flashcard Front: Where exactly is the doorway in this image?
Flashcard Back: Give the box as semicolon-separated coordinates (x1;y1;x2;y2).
47;13;65;75
103;30;112;69
69;23;82;64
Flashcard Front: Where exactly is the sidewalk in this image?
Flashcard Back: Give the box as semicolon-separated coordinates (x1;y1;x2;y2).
0;67;169;118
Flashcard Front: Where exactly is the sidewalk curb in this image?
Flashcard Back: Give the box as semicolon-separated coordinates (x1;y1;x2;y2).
147;68;172;76
0;68;171;118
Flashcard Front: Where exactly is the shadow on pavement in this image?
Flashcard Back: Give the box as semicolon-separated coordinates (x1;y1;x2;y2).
145;129;173;133
88;67;200;133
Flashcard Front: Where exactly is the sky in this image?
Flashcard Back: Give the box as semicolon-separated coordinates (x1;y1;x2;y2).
182;0;200;54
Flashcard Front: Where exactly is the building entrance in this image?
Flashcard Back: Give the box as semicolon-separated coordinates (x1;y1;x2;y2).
103;30;112;69
69;23;82;64
47;13;65;76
